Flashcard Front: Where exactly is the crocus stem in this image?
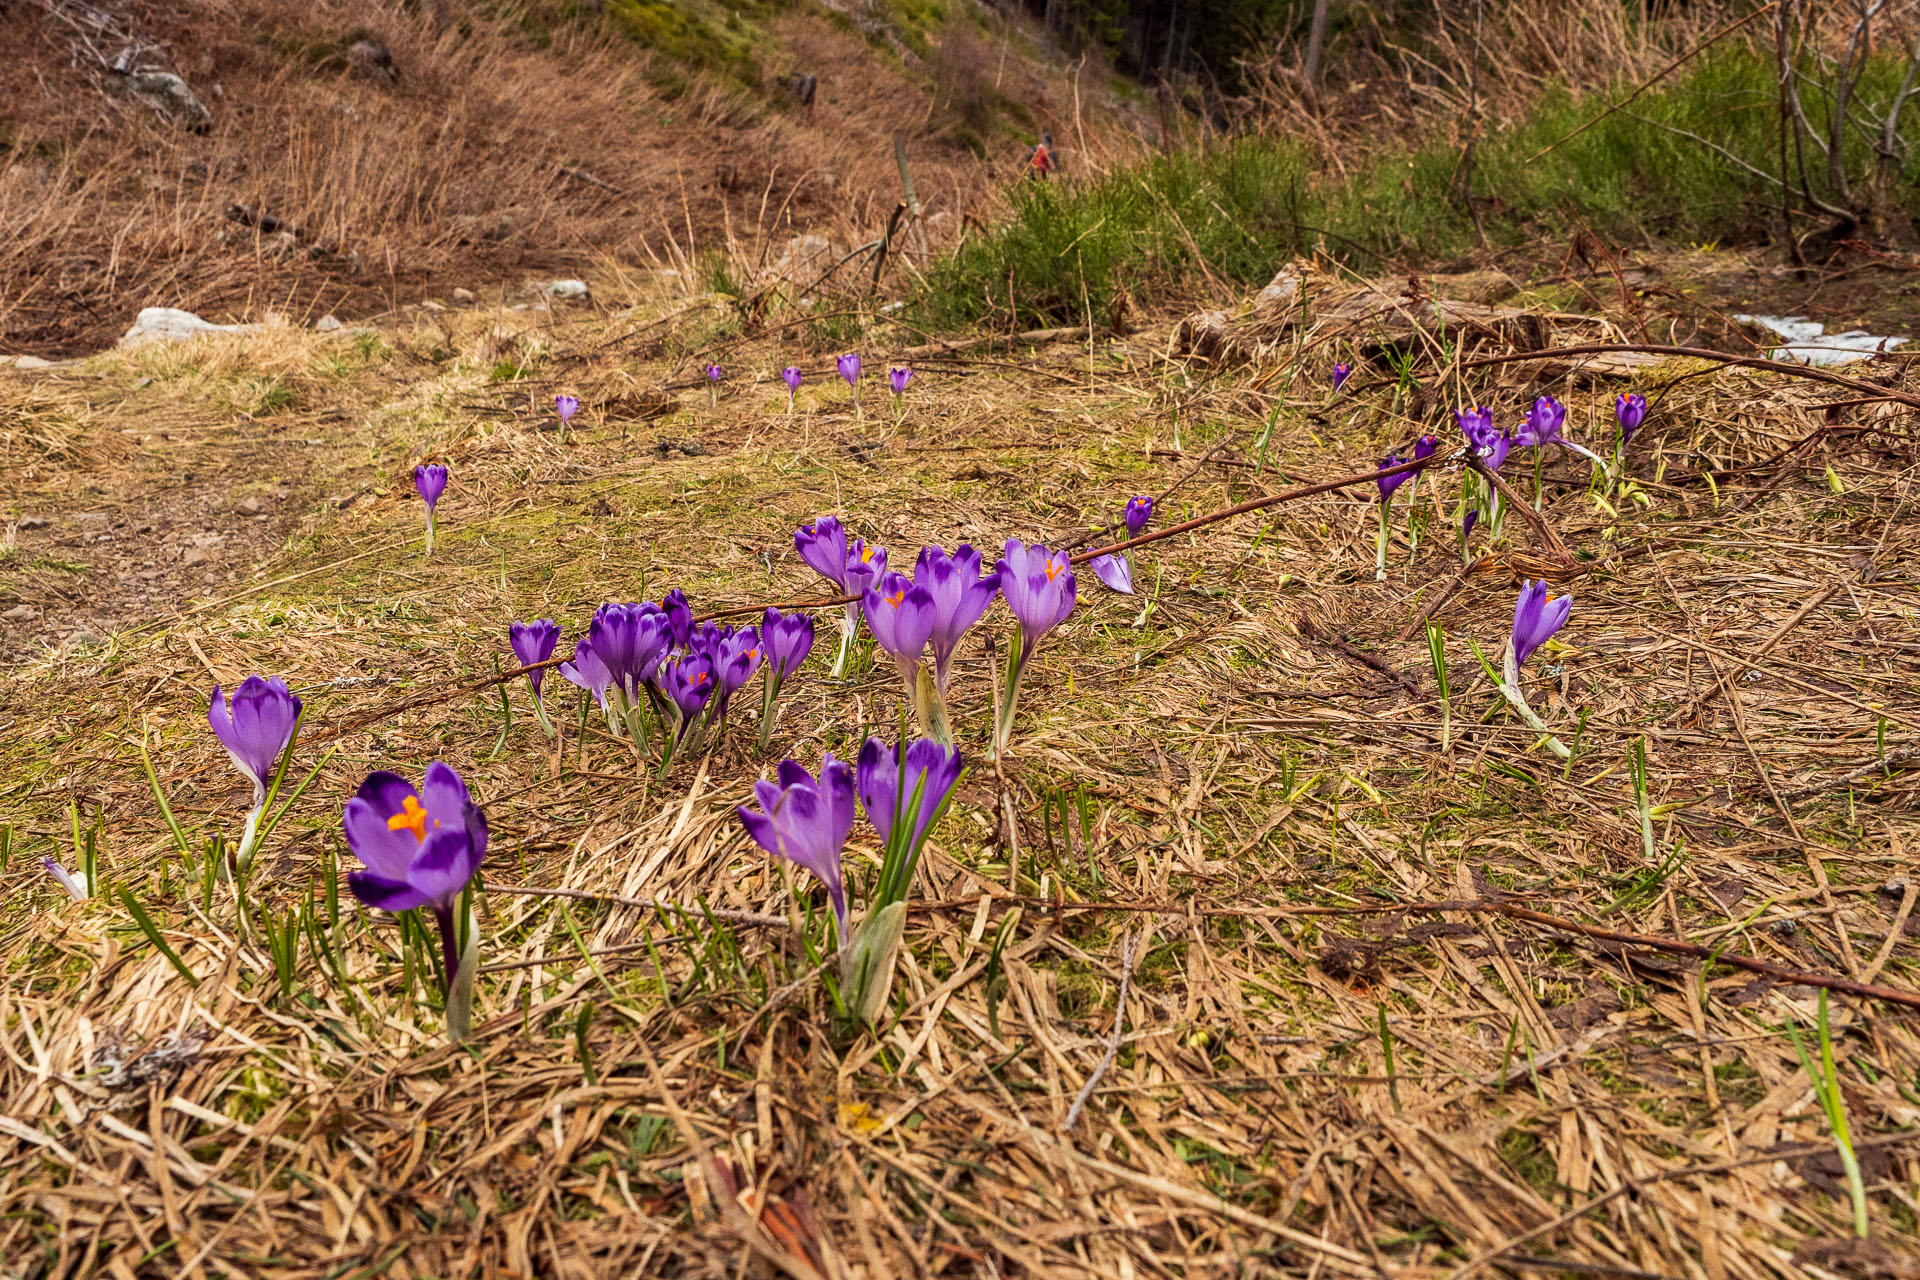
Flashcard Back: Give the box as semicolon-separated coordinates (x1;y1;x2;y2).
912;664;953;747
1499;646;1571;760
431;905;461;996
830;608;858;678
757;672;784;753
1533;450;1543;511
530;695;557;741
991;633;1031;760
232;801;266;876
424;515;435;559
1375;501;1390;582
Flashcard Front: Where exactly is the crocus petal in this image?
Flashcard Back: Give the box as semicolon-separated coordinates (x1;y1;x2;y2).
796;518;851;589
1376;454;1409;500
346;869;430;913
1123;496;1153;538
403;826;485;912
1090;553;1133;594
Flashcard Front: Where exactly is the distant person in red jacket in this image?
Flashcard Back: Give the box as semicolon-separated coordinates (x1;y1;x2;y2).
1026;132;1056;180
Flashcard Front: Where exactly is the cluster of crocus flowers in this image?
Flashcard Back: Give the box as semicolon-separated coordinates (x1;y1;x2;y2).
863;546;1001;745
547;589;804;771
994;539;1076;758
796;516;888;677
555;394;579;444
209;675;303;873
343;761;487;1040
1090;495;1153;595
1454;407;1512;552
414;463;448;557
1496;580;1573;759
736;735;962;1024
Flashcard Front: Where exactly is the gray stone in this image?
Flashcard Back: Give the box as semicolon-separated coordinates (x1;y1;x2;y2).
540;279;590;301
123;71;212;129
121;308;255;346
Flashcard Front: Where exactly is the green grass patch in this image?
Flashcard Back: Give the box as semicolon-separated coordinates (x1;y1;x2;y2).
923;48;1920;330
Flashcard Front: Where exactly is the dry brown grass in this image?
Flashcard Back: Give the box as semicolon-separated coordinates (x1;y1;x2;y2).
2;249;1919;1275
0;0;1129;356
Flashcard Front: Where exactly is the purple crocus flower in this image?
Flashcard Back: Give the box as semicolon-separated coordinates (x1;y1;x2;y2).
889;367;911;395
856;736;963;860
1090;553;1133;594
662;655;714;727
1376;453;1410;501
660;588;694;648
797;516;888;677
782;366;803;393
737;755;855;941
1511;579;1572;669
1124;496;1153;538
1413;434;1440;461
1461;508;1478;543
705;625;764;720
509;620;559;698
1616;393;1647;440
42;857;87;900
344;761;487;987
1333;363;1352;390
914;545;1001;696
862;570;937;680
555;395;579;424
1483;430;1513;473
209;676;302;808
560;637;613;710
588;603;671;708
996;539;1076;651
761;607;815;679
415;464;447;513
704;364;724;383
1516;396;1566;448
1456;407;1497;452
837;353;861;387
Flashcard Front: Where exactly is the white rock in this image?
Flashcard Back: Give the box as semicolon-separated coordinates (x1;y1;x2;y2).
314;314;343;332
120;307;255;346
452;288;475;302
11;355;53;369
541;279;590;300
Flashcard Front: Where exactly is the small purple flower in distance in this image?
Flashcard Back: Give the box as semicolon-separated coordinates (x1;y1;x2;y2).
209;676;302;807
782;366;803;393
343;761;488;984
555;395;579;424
704;364;724;383
837;353;861;387
42;857;87;900
1456;407;1497;452
509;620;559;698
1511;579;1572;669
1482;430;1514;473
889;367;911;395
1376;453;1410;501
1616;392;1647;440
1516;395;1566;448
1333;363;1352;390
761;608;816;680
414;463;448;514
560;637;613;710
1124;496;1153;538
737;755;856;940
1090;553;1133;594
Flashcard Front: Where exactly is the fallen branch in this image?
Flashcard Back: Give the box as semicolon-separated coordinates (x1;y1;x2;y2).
1062;930;1141;1134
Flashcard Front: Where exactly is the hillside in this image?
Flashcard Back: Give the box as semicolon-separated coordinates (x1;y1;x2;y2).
2;0;1145;355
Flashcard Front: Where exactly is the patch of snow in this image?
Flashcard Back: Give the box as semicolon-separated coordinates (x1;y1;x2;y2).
1733;314;1907;367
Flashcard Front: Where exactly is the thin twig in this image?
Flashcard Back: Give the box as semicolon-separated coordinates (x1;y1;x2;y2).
1062;931;1140;1134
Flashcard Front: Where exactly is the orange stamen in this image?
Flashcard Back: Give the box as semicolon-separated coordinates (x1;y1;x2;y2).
387;794;431;844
